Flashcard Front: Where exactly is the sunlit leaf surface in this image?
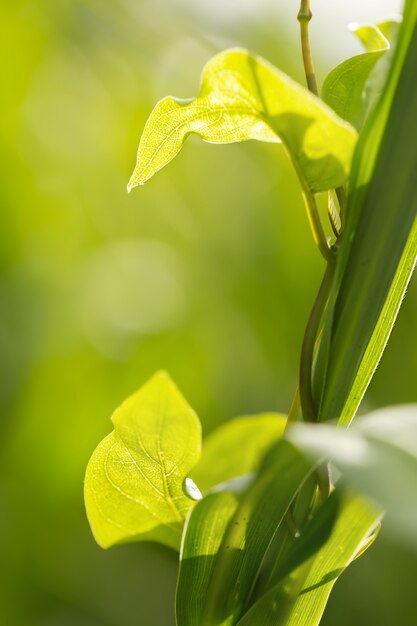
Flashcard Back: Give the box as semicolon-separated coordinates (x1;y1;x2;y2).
314;3;417;424
322;21;395;129
128;49;357;194
191;413;286;493
337;223;417;425
176;491;240;626
237;493;380;626
176;439;315;626
84;371;202;550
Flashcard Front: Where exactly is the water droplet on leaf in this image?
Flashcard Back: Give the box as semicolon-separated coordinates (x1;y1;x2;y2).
184;477;202;501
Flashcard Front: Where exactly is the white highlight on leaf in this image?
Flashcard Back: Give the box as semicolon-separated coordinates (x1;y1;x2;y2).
184;477;203;501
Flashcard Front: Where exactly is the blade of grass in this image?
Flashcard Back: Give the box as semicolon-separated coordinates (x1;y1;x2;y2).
314;2;417;424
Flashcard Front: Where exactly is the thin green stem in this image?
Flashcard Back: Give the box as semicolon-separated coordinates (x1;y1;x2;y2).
298;1;348;240
335;184;347;229
293;4;337;260
299;261;335;422
286;385;300;428
276;6;336;611
303;186;333;261
298;0;319;96
289;151;332;262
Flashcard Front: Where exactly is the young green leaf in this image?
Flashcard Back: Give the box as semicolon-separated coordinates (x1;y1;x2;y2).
191;413;286;493
314;3;417;424
177;439;315;626
128;48;357;194
357;18;402;114
236;492;380;626
84;371;202;550
322;22;391;130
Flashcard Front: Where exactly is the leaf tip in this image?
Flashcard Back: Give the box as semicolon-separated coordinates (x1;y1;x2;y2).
152;369;171;381
348;22;360;33
110;370;178;428
127;167;149;193
126;176;141;193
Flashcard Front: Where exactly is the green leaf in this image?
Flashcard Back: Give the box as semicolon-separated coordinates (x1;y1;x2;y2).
177;439;315;626
176;491;240;626
236;493;380;626
358;19;402;113
327;190;342;234
337;224;417;425
289;405;417;546
322;22;391;130
128;48;357;194
191;413;286;493
377;17;403;42
314;3;417;424
265;490;341;588
177;479;340;626
84;371;202;550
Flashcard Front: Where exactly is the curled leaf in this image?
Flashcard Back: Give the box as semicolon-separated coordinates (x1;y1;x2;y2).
128;48;357;194
322;20;398;129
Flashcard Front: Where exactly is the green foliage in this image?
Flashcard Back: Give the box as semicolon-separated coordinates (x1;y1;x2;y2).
84;371;202;550
289;405;417;545
191;413;286;493
238;493;380;626
176;491;240;626
84;2;417;625
177;440;315;626
315;4;417;424
322;21;394;130
337;225;417;425
127;49;357;195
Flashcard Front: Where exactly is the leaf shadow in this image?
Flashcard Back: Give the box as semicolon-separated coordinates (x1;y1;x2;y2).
299;567;345;594
246;53;349;192
176;549;245;624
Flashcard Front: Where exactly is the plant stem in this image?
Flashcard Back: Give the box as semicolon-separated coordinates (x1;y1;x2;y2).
298;0;319;96
298;2;344;253
335;184;347;228
281;5;335;609
289;152;332;262
298;1;347;243
296;3;338;260
299;260;335;422
286;385;300;427
303;185;332;261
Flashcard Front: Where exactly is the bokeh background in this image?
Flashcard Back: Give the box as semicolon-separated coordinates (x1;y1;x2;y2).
1;0;416;624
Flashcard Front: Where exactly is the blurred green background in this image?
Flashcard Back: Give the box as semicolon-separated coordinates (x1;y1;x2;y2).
1;0;416;624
